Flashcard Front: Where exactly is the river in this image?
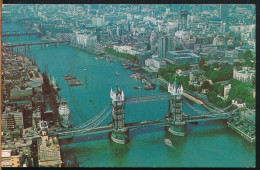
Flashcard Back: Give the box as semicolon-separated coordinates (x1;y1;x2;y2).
2;22;255;167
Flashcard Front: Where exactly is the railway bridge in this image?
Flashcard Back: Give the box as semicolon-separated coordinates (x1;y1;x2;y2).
2;31;42;40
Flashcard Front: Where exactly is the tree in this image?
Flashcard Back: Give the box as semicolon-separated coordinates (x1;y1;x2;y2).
234;61;242;68
202;64;210;71
199;58;206;68
167;65;178;74
201;81;211;90
212;62;219;69
206;90;221;103
179;63;190;70
158;68;166;76
243;50;254;67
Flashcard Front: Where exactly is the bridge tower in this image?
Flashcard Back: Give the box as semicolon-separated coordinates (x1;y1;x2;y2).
166;81;187;136
109;84;129;144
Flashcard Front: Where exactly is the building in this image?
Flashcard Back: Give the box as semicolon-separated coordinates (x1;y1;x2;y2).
159;36;171;58
233;67;255;83
225;50;238;58
1;110;24;131
37;130;62;167
219;5;229;20
113;45;139;56
1;150;22;167
103;14;127;23
32;108;41;129
145;56;166;72
92;17;103;26
224;84;232;100
166;50;200;64
75;34;97;48
179;10;190;30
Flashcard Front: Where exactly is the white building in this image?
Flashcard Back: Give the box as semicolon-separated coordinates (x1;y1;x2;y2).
75;33;97;48
113;45;139;56
225;50;238;58
233;67;255;83
224;84;232;100
145;56;166;72
92;17;103;26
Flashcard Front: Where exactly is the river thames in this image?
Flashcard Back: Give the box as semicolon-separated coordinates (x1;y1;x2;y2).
2;22;255;167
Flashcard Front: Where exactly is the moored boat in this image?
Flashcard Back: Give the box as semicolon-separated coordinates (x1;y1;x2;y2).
58;99;72;128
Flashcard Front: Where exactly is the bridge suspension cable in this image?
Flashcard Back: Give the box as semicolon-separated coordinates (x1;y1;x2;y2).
80;108;112;133
71;103;111;130
185;101;234;116
55;108;113;136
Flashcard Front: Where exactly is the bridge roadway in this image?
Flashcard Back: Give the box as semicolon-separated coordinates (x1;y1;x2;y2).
125;93;173;103
47;113;231;139
184;114;231;123
2;32;42;37
49;125;114;139
3;41;70;48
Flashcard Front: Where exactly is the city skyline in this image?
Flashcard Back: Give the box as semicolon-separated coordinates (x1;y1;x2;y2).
1;4;256;168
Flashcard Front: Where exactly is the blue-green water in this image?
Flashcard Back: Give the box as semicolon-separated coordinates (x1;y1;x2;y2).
2;22;255;167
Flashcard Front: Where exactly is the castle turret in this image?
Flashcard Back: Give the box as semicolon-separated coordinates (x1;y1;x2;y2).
109;84;129;144
166;80;187;136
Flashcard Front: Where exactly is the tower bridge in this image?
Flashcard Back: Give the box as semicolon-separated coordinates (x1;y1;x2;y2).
42;81;241;144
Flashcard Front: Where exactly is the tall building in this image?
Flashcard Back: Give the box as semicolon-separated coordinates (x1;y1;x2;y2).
179;10;190;30
159;36;171;58
219;5;229;20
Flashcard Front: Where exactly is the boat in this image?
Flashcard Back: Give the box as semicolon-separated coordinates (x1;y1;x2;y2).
95;57;104;60
115;72;119;76
130;67;139;71
67;79;83;86
164;139;172;146
124;65;130;69
144;85;152;90
58;99;72;128
63;73;75;80
134;86;142;89
106;57;113;63
83;68;87;71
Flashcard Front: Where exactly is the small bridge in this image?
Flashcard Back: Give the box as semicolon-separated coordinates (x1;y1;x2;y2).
44;82;241;144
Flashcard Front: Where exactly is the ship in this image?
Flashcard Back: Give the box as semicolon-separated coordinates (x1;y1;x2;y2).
58;99;72;128
164;139;172;146
134;86;142;89
115;72;120;76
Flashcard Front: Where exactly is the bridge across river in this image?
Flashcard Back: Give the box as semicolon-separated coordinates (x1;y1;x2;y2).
40;82;242;144
3;41;70;48
2;31;42;38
